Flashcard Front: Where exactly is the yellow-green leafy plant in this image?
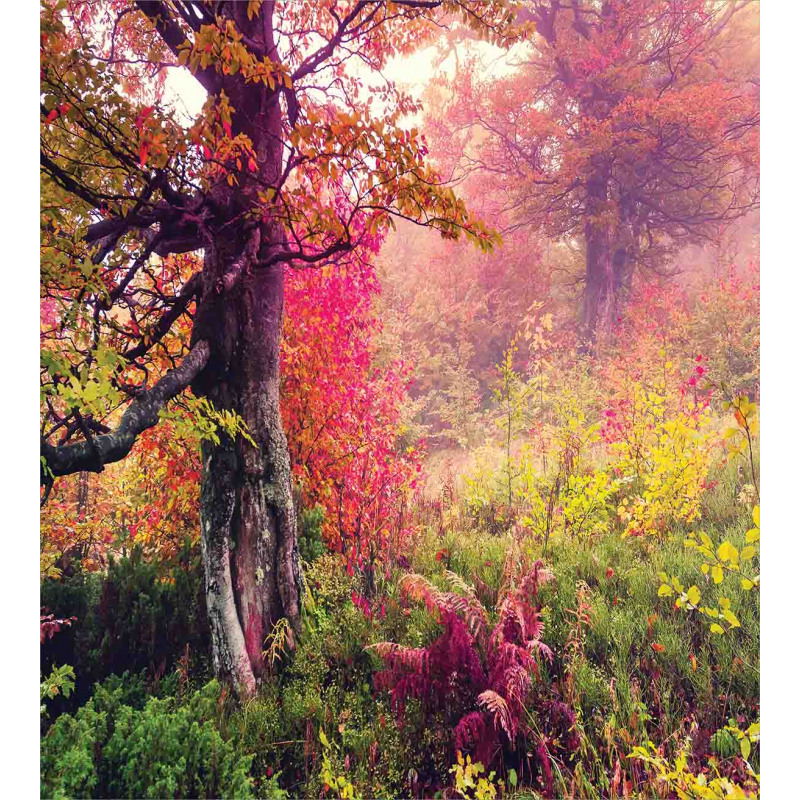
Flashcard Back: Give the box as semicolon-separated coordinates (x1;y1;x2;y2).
262;617;292;670
517;409;603;551
319;729;358;800
40;663;76;717
449;751;501;800
561;469;616;544
722;394;759;501
658;506;759;635
723;720;760;764
629;738;759;799
608;383;713;537
493;337;532;511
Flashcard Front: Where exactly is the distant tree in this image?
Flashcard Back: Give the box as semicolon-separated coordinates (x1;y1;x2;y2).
430;0;759;343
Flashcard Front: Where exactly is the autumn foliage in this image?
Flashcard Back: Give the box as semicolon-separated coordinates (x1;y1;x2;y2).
39;1;761;797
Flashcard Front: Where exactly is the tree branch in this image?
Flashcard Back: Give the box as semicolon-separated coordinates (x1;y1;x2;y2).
136;0;221;95
121;273;202;361
41;340;210;482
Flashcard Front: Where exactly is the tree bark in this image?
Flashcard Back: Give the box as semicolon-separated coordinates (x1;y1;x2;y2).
191;228;303;697
180;1;305;699
582;167;616;345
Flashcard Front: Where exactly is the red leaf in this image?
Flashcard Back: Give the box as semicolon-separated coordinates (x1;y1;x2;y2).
136;105;153;130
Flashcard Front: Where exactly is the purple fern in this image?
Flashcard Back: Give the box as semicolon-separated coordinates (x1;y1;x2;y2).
371;560;562;775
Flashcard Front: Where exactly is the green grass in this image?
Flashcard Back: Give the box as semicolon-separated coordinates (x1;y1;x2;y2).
42;459;760;798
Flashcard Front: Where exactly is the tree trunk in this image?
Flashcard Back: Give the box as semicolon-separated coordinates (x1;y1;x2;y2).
191;228;303;698
187;1;304;698
582;168;616;345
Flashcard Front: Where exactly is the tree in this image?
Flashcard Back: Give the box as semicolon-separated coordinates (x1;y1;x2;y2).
427;0;759;343
40;0;519;697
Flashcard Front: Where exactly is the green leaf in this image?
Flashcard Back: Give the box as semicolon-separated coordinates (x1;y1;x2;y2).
319;729;329;748
740;737;751;761
509;769;518;789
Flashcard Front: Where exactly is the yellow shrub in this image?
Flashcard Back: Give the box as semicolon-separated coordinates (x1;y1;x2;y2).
610;383;713;537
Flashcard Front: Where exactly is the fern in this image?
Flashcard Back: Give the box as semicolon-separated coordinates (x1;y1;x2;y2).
372;559;566;777
478;690;516;740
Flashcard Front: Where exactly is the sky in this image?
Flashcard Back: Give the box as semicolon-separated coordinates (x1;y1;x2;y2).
163;37;521;127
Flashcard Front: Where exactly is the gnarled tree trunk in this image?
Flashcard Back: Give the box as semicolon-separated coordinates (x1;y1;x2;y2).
177;1;306;699
191;227;302;697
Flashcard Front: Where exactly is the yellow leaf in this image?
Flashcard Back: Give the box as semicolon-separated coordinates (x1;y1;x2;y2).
745;528;760;543
722;609;741;629
710;623;725;635
711;565;723;584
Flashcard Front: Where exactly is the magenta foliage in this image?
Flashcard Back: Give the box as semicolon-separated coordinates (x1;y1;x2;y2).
40;610;77;644
536;740;553;797
373;561;561;771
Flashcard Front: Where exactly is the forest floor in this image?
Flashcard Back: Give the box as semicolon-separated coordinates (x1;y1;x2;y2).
40;451;759;800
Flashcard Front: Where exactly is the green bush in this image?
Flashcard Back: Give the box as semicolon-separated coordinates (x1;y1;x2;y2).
41;678;254;799
94;544;210;680
298;504;326;563
40;543;210;714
